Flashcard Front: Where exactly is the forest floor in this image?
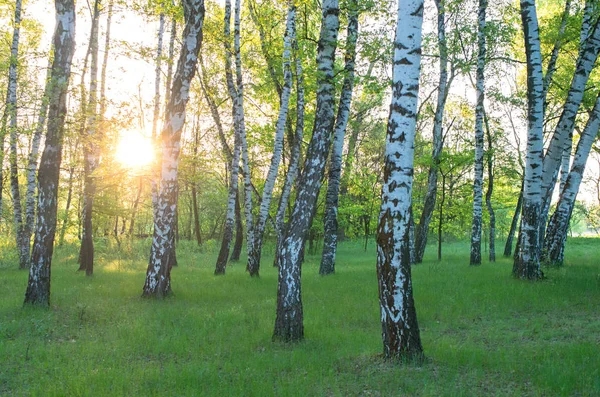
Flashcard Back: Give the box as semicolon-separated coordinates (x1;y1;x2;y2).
1;238;599;396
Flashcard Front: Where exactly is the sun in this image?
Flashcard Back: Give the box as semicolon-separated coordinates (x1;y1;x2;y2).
115;131;154;169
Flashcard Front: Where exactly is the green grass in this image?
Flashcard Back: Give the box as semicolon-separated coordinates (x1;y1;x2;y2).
1;238;599;396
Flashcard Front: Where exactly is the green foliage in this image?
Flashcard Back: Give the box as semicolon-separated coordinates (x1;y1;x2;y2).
1;239;599;395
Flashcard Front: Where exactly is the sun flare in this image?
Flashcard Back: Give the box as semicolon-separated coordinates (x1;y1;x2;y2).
115;131;154;168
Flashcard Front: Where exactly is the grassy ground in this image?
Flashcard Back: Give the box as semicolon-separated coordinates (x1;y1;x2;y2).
1;237;599;396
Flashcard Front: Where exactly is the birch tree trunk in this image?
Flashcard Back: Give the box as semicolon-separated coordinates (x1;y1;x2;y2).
210;0;242;275
247;3;296;277
541;0;571;110
7;0;28;269
537;16;600;241
79;0;101;277
319;1;359;275
513;0;544;280
414;0;451;264
543;92;600;265
273;25;305;269
503;182;523;257
484;114;495;262
23;59;53;266
470;0;487;266
233;0;254;262
24;0;76;305
376;0;424;360
231;191;243;261
273;0;339;342
142;0;205;297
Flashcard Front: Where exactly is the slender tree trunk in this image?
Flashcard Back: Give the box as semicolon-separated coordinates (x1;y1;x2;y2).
58;162;75;246
231;190;243;261
128;177;143;235
273;15;305;269
319;1;359;276
438;173;446;261
513;0;544;280
232;0;254;262
537;16;600;242
7;0;28;269
541;0;571;111
247;3;296;277
212;0;242;275
543;92;600;265
79;0;101;277
0;111;7;224
23;59;53;265
558;138;572;193
142;0;205;297
470;0;487;266
504;186;523;257
414;0;451;264
484;114;495;262
376;0;424;360
273;0;339;343
24;0;75;305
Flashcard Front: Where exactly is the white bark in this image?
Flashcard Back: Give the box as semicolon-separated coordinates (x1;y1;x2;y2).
376;0;424;359
513;0;544;280
248;3;296;276
274;19;305;268
544;92;600;265
470;0;487;266
7;0;28;269
320;1;359;275
24;0;76;305
273;0;340;342
143;0;205;297
538;15;600;233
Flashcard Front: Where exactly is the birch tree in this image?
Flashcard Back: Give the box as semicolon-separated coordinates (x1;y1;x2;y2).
537;14;600;241
142;0;205;297
24;0;76;306
273;0;339;342
7;0;28;269
273;20;305;269
414;0;452;264
543;92;600;265
79;0;101;276
376;0;424;360
247;2;296;277
469;0;487;266
319;0;359;276
513;0;544;280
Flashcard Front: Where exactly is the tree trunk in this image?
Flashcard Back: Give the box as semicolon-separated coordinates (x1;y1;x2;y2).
438;173;446;261
79;0;101;276
541;0;571;111
273;0;339;343
142;0;205;297
232;0;254;263
7;0;28;269
484;114;495;262
414;0;451;265
513;0;544;280
212;0;241;275
503;183;522;257
24;0;75;305
543;92;600;265
319;1;359;276
376;0;424;360
273;14;305;269
537;15;600;242
128;177;143;235
247;3;296;277
58;161;75;246
470;0;487;266
24;58;53;266
231;190;243;261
